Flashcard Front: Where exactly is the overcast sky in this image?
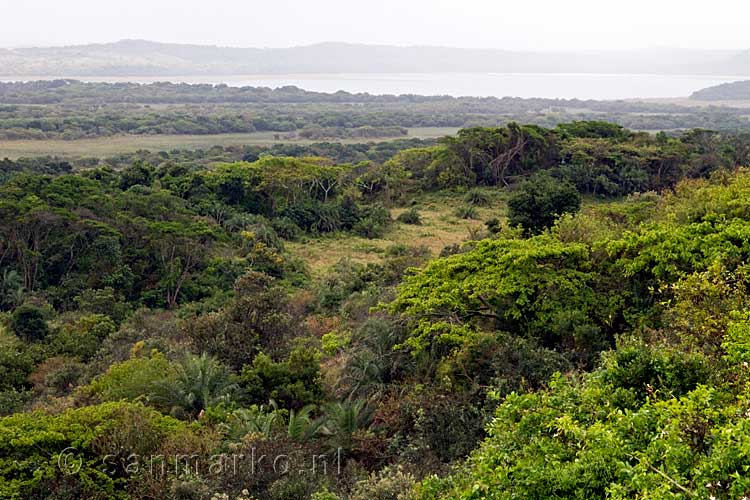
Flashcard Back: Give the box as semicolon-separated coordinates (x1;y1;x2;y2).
2;0;748;50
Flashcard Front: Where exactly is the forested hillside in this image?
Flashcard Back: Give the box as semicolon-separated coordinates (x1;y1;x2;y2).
691;79;750;100
2;121;750;499
0;40;743;76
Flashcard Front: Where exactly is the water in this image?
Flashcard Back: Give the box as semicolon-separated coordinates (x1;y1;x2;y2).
28;73;747;100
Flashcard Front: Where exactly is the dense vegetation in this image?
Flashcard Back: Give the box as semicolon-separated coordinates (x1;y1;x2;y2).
4;120;750;499
3;80;750;141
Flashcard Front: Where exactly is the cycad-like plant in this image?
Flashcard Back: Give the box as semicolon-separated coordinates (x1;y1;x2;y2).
0;269;24;309
321;399;374;451
222;402;282;440
464;188;491;207
151;353;238;419
287;404;326;442
341;350;386;400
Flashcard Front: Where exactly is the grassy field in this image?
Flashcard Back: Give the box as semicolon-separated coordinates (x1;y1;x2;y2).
287;188;507;277
0;127;459;159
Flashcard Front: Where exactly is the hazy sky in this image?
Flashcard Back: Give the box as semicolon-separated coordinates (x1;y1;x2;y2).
2;0;749;50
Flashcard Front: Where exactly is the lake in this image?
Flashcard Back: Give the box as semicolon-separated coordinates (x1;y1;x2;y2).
25;72;747;100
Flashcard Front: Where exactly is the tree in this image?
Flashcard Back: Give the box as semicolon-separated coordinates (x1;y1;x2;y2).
10;304;49;343
147;220;214;308
187;271;293;370
507;173;581;234
387;235;608;366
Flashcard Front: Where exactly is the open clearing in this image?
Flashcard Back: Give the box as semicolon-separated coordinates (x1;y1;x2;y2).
287;188;507;277
0;127;459;159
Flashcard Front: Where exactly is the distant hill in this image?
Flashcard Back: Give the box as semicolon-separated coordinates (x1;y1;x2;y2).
0;39;746;77
691;80;750;100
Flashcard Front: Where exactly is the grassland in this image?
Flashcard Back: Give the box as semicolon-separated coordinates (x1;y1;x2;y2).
287;188;507;277
0;127;459;159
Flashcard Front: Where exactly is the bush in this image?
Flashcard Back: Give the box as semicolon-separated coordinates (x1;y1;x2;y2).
86;349;173;402
11;304;49;342
50;314;117;361
415;375;746;500
353;205;391;238
43;359;86;396
349;465;416;500
237;346;324;410
0;389;32;416
187;271;293;369
74;287;131;324
150;353;238;419
598;338;711;409
453;205;479;220
485;218;501;234
0;402;200;500
272;216;303;240
0;330;34;391
464;188;491;207
396;208;422;225
507;173;581;234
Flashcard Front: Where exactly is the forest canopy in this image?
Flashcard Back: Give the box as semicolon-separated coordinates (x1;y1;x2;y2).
3;121;750;499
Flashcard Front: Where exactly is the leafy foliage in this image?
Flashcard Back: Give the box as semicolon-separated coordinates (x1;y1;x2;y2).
507;172;582;234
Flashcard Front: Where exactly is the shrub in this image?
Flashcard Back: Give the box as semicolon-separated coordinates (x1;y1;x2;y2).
43;359;86;396
321;330;352;355
349;465;416;500
74;287;131;324
11;304;49;342
453;205;479;220
415;377;748;500
238;346;324;410
0;388;32;416
50;314;117;361
87;350;173;402
272;216;303;241
598;338;711;409
0;330;34;391
507;173;581;234
204;437;325;500
353;205;391;238
187;271;293;370
485;218;501;234
0;402;196;500
464;188;491;207
396;208;422;225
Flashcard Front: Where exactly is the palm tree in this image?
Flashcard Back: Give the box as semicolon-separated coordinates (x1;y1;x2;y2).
151;353;238;419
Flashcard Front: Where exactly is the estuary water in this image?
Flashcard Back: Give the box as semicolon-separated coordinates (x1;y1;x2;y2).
30;72;747;100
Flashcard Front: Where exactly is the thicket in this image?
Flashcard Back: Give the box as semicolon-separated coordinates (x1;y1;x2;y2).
3;122;750;499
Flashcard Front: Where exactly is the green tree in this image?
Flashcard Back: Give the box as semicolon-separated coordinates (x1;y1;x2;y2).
507;173;581;234
10;303;49;343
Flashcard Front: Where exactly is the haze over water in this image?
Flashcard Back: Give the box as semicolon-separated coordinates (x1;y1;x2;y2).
49;73;746;100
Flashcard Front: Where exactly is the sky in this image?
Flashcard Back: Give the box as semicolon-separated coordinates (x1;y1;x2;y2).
1;0;749;50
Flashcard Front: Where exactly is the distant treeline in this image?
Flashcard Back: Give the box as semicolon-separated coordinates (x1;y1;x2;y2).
0;80;733;108
2;81;750;140
0;138;435;179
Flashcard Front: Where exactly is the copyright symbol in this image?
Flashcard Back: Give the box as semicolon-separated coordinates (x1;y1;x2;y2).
57;447;82;475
